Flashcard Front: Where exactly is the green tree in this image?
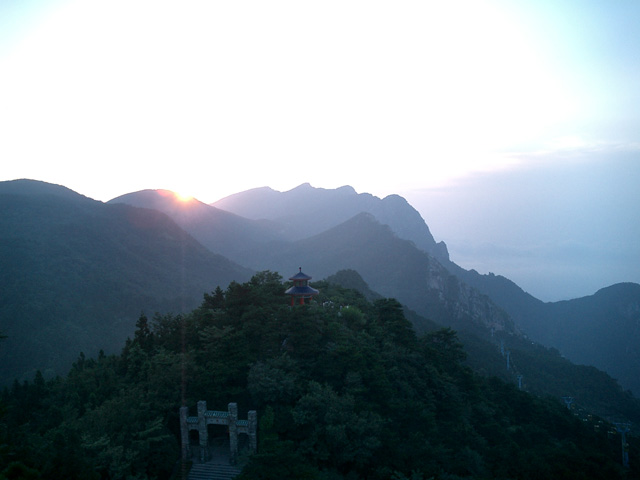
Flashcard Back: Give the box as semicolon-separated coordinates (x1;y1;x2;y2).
202;285;226;310
236;407;320;480
133;313;154;352
292;381;383;473
0;461;41;480
373;299;417;347
248;355;300;407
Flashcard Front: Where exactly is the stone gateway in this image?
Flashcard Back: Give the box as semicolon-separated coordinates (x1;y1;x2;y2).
179;401;257;465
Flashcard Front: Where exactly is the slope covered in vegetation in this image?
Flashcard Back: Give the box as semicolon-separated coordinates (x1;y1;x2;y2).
1;273;636;479
0;180;251;384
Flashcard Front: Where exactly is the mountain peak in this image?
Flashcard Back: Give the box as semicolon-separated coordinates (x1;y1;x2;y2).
289;182;313;191
213;183;447;260
336;185;357;195
286;183;358;197
0;179;93;201
593;282;640;298
108;189;211;214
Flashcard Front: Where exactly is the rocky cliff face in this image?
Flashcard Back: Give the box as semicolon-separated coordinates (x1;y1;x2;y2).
418;248;516;336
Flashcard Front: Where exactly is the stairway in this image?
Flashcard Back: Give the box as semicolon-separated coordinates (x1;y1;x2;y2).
187;463;241;480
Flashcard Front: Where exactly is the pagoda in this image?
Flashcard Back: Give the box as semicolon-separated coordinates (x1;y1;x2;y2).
285;267;319;306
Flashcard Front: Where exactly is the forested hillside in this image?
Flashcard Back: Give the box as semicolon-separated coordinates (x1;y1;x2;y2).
1;273;636;479
0;180;251;384
327;271;640;425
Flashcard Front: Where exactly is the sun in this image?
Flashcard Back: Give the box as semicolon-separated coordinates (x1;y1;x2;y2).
173;191;194;203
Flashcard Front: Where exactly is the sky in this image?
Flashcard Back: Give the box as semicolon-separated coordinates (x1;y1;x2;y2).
1;0;639;301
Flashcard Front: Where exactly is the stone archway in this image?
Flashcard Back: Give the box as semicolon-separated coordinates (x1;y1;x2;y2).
179;401;257;465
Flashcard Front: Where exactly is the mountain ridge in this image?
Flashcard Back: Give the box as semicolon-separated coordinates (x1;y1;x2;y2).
213;182;450;261
0;180;252;383
109;189;286;262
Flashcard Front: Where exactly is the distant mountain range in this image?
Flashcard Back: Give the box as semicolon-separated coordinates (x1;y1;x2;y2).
2;179;639;413
116;183;640;396
113;184;514;336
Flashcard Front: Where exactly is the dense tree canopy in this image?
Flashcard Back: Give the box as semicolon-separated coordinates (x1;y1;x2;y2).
0;273;636;479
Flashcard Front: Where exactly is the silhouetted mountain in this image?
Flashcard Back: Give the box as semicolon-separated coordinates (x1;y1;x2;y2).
531;283;640;395
0;180;251;383
108;189;285;261
215;183;640;395
115;186;514;342
212;185;515;339
213;182;450;261
455;269;640;394
0;178;91;200
212;184;546;335
249;212;515;338
324;269;383;302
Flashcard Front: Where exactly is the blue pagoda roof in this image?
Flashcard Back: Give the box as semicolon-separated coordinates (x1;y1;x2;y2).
289;267;312;281
285;285;319;296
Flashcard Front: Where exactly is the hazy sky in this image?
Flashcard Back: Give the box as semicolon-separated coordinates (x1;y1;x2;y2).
1;0;639;301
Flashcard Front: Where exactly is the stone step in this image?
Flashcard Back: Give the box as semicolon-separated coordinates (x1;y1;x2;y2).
188;463;242;480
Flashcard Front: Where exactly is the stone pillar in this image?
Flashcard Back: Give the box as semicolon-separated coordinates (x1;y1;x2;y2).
197;400;209;462
228;402;238;465
179;406;190;461
248;410;258;453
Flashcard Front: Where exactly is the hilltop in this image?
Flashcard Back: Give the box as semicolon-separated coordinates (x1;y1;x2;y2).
1;273;635;479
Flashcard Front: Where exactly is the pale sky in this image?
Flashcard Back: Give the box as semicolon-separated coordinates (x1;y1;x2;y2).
1;0;639;300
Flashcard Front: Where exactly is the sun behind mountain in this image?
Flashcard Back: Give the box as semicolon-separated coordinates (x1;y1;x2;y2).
174;191;193;203
156;189;193;203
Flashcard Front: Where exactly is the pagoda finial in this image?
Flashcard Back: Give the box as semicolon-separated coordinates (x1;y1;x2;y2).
299;266;302;272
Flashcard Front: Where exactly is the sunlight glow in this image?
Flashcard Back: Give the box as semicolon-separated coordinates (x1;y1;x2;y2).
0;0;626;202
174;192;194;203
157;189;194;203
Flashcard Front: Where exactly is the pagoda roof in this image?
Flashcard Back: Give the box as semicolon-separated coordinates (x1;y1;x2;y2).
289;268;312;281
285;285;319;296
